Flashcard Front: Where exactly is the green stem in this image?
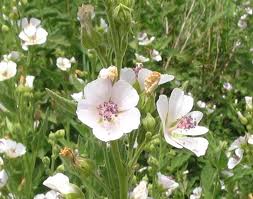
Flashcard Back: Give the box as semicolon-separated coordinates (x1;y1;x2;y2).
111;141;127;199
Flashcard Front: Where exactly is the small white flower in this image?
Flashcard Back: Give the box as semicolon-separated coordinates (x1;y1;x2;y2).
25;75;35;88
18;17;48;46
157;172;178;196
223;82;233;91
100;18;108;32
135;53;150;63
151;49;162;62
245;7;253;15
56;57;71;71
245;96;252;110
34;190;60;199
43;173;77;195
0;60;17;81
71;91;84;102
227;136;247;169
70;57;76;64
156;88;209;157
3;51;20;62
120;67;174;93
130;180;149;199
138;32;155;46
98;66;118;82
238;19;247;29
190;187;202;199
0;170;8;188
197;100;206;109
0;139;26;158
76;79;140;142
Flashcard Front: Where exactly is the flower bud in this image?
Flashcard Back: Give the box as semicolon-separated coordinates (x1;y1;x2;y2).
245;96;252;111
142;113;156;131
1;25;9;32
55;129;65;139
144;71;161;93
99;66;118;82
42;156;50;168
237;111;248;125
112;3;132;26
247;124;252;131
56;164;65;172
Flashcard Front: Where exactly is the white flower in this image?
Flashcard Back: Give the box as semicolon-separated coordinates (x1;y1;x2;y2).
245;7;252;15
197;100;206;109
238;19;247;29
34;190;61;199
100;18;108;32
70;57;76;64
223;82;233;91
135;53;150;63
76;79;140;142
157;172;178;196
71;91;84;102
151;49;162;62
56;57;71;71
245;96;252;110
156;88;209;157
227;136;246;169
18;17;48;46
0;170;8;188
99;66;118;82
120;67;174;93
25;75;35;88
0;60;17;81
3;51;20;62
0;139;26;158
130;181;148;199
43;173;77;195
190;187;202;199
138;32;155;46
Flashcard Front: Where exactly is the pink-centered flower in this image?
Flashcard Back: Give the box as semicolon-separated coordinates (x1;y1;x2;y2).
76;79;140;142
156;88;209;157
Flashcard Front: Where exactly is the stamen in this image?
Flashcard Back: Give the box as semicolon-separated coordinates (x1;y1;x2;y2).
97;100;119;122
177;116;196;129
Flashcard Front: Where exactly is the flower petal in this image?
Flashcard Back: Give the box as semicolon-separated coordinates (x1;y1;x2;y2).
120;68;136;85
92;123;124;142
173;126;208;136
111;80;139;111
76;100;100;128
30;18;41;27
176;137;209;157
118;108;140;133
159;74;174;85
164;130;183;149
168;88;193;122
228;148;244;169
137;68;152;90
156;95;169;126
187;111;203;124
84;78;112;106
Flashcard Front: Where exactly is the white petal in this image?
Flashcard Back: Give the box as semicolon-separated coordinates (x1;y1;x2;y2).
35;27;48;44
173;126;208;136
19;18;28;28
168;88;193;122
71;91;83;102
30;18;41;27
137;68;152;90
76;100;100;128
120;68;136;85
228;136;246;151
156;95;169;126
118;108;140;133
176;137;209;157
111;80;139;111
187;111;203;124
228;148;244;169
159;74;174;85
247;134;253;145
84;78;112;106
164;130;183;149
92;123;124;142
0;170;8;188
157;172;179;190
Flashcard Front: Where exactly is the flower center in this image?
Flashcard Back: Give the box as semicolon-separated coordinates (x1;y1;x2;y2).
177;116;196;129
132;64;143;77
97;100;119;122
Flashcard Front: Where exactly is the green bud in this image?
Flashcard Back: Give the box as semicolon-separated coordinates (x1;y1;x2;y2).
75;157;95;176
56;165;65;172
142;113;156;131
21;0;28;4
48;132;55;140
145;131;152;141
148;156;159;167
42;157;50;167
55;129;65;139
237;111;248;125
1;25;9;32
247;124;252;131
